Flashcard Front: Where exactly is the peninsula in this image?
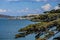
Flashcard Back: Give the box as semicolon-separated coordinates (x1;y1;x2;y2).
15;4;60;40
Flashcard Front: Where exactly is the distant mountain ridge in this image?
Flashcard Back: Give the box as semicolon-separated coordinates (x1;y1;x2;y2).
0;14;38;20
0;14;15;19
0;14;13;17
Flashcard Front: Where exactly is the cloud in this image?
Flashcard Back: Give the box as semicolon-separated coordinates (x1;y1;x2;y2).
0;8;41;16
41;4;51;11
17;8;29;12
17;8;42;13
35;0;41;2
6;0;20;1
5;0;48;2
33;9;42;13
0;9;7;12
54;6;60;10
35;0;47;2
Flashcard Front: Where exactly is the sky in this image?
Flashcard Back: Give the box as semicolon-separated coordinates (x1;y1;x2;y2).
0;0;60;16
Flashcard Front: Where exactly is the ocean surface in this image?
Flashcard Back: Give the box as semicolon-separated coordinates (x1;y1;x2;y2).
0;19;60;40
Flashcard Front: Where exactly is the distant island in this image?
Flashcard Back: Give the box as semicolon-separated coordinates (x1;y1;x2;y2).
0;14;15;19
0;14;40;20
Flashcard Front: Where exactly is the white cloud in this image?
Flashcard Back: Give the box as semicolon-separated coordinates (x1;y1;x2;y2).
0;9;7;12
6;0;20;1
35;0;41;2
41;4;51;11
18;8;29;12
35;0;47;2
5;0;48;2
17;8;42;13
54;6;60;10
33;9;42;13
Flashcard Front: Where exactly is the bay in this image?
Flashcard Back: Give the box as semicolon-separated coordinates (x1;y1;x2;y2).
0;19;60;40
0;19;35;40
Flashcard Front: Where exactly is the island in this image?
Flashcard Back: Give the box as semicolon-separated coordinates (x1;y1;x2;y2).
0;14;39;20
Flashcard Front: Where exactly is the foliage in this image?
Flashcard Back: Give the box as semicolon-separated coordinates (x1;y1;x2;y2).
15;4;60;40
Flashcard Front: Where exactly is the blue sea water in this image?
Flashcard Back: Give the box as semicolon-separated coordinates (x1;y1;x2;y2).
0;19;60;40
0;19;35;40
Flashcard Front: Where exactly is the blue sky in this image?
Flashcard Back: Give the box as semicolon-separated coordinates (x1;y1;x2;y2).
0;0;60;16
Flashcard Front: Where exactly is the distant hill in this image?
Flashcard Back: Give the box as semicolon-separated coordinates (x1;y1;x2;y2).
0;14;15;18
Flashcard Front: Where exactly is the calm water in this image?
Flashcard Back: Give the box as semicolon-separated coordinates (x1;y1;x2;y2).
0;19;60;40
0;19;35;40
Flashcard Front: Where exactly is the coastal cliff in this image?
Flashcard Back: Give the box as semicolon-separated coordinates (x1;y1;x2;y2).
15;4;60;40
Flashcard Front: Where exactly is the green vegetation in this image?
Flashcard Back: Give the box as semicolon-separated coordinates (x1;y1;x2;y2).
15;4;60;40
30;13;60;22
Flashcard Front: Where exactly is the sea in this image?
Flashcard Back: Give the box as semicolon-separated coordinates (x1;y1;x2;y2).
0;18;60;40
